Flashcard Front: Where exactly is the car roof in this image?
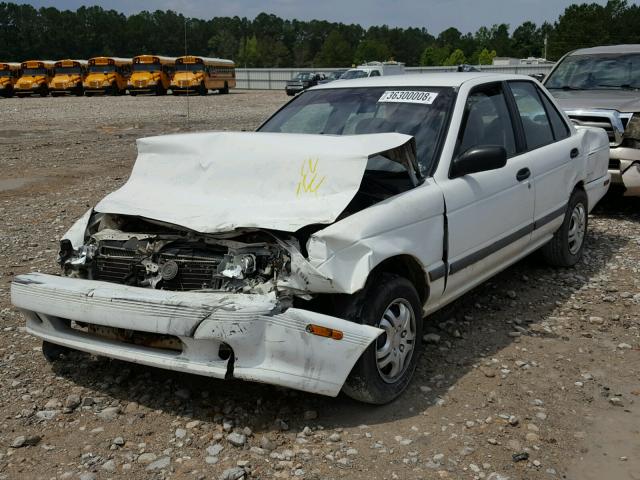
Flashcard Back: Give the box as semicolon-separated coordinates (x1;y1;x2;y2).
569;44;640;55
311;72;537;90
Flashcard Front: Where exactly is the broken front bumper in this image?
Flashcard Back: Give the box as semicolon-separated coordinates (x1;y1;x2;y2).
610;147;640;196
11;273;381;396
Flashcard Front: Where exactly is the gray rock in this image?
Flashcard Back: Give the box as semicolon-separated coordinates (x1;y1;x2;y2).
260;435;275;451
112;437;125;446
35;410;58;420
137;452;157;464
328;433;342;442
64;394;81;410
97;406;120;420
205;456;219;464
79;473;97;480
423;333;441;343
146;456;171;471
102;459;116;471
219;467;246;480
227;432;247;447
10;435;41;448
175;428;187;439
207;444;224;456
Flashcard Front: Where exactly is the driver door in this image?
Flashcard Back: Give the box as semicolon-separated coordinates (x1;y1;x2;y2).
438;82;535;299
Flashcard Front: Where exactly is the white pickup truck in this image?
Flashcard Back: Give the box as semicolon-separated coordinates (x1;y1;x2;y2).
11;73;610;404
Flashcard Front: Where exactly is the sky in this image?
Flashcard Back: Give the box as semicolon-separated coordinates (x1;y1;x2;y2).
23;0;611;34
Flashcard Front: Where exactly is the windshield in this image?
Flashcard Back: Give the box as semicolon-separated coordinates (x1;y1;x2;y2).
546;52;640;90
329;71;345;80
22;68;46;76
259;86;454;175
293;73;313;81
133;63;160;72
341;70;369;80
175;63;204;72
89;64;115;73
56;66;81;74
0;71;11;77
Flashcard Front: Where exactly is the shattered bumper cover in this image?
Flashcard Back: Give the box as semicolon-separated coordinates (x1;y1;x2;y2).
11;273;381;396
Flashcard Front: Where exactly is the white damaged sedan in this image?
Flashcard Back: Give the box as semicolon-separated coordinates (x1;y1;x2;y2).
11;73;610;403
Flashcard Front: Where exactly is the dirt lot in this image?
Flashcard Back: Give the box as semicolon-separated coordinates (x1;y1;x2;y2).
1;91;639;480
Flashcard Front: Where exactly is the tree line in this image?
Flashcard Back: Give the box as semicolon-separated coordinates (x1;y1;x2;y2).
1;0;639;67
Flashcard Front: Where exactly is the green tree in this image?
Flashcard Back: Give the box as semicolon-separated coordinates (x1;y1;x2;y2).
511;21;541;58
237;35;259;67
314;30;353;67
353;38;390;64
443;48;466;66
477;48;497;65
419;46;450;66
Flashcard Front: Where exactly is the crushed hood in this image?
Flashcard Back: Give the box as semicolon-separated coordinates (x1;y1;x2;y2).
549;89;640;113
95;131;414;233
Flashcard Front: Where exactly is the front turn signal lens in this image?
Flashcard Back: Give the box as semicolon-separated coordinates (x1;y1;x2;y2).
306;324;343;340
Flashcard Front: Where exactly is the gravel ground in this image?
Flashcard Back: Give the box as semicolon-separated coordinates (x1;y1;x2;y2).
1;91;640;480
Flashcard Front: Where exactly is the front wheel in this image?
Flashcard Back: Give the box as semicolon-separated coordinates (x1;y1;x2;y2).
342;273;423;404
542;188;588;267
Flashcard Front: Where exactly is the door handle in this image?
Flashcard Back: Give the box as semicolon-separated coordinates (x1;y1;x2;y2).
570;148;579;158
516;168;531;181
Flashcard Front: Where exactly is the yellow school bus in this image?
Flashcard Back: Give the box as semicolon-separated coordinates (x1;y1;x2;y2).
128;55;176;95
50;59;88;96
0;62;21;98
15;60;55;97
84;57;132;96
171;56;236;95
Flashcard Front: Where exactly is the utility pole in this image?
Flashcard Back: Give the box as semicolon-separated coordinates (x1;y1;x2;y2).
544;34;548;60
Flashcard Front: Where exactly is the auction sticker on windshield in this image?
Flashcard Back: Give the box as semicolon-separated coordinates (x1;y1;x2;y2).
378;90;439;105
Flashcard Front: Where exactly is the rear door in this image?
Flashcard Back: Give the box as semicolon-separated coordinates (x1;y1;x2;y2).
507;80;578;241
438;81;535;299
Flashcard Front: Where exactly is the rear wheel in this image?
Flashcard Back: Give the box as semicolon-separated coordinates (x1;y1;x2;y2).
129;91;137;96
39;87;48;97
42;341;72;362
219;82;229;94
542;188;588;267
198;82;207;96
156;84;167;96
342;273;423;404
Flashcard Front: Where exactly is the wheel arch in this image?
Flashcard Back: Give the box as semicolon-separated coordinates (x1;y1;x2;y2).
369;254;429;305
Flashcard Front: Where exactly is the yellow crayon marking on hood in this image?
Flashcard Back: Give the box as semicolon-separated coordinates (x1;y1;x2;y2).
296;157;326;196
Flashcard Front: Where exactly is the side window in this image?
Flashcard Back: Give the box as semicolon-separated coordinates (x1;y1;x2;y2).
456;83;516;158
369;70;381;77
538;89;570;140
509;81;555;149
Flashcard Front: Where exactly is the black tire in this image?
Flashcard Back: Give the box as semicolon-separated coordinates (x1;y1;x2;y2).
39;88;48;97
198;82;207;96
542;188;588;267
85;92;93;97
129;91;137;96
42;341;72;362
342;273;423;404
156;84;167;96
219;82;229;94
109;83;118;96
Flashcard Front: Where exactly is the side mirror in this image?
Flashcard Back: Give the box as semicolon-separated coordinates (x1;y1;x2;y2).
451;146;507;178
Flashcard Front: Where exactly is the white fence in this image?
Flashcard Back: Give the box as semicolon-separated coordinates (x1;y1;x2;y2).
235;64;555;90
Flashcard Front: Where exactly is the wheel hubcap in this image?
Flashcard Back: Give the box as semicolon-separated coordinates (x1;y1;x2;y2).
376;298;416;383
568;203;586;255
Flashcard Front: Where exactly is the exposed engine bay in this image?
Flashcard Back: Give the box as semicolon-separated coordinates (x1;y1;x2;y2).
58;214;291;294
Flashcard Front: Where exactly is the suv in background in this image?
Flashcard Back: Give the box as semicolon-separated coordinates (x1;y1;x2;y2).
285;72;324;96
318;69;347;84
544;45;640;196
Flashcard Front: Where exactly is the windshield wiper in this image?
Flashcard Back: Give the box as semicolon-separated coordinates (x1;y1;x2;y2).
547;85;584;91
